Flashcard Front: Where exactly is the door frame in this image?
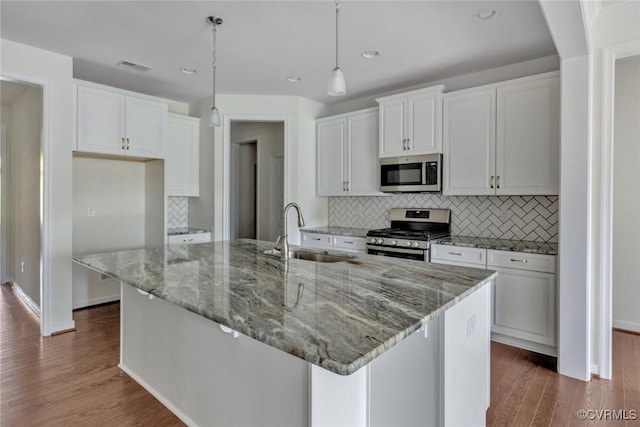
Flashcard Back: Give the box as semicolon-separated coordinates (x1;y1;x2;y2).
0;73;52;337
222;115;289;241
230;135;260;239
598;40;640;380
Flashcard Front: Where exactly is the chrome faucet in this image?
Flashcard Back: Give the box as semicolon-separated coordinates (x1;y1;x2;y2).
276;202;306;259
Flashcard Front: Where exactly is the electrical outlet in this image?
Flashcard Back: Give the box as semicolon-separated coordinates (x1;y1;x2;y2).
88;207;96;217
466;314;476;337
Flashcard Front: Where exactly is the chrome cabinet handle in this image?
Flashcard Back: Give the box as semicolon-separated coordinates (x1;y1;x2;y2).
490;176;494;189
496;175;500;189
126;138;130;150
121;137;125;150
449;252;463;256
344;241;354;244
406;137;410;150
312;237;321;241
510;258;528;263
346;180;350;191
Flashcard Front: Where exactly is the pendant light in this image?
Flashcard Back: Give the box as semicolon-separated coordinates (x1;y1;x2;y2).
207;16;223;127
328;0;346;96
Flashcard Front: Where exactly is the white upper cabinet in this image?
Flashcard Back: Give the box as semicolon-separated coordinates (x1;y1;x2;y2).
376;85;445;158
443;88;496;195
442;72;559;196
166;114;200;197
316;108;383;196
76;85;167;159
496;75;560;195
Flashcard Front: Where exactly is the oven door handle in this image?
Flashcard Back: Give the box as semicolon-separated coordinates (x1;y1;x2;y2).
367;245;426;255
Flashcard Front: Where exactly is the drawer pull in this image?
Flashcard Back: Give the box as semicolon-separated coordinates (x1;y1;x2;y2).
510;258;528;263
312;237;321;241
449;252;463;256
343;241;354;244
184;238;194;242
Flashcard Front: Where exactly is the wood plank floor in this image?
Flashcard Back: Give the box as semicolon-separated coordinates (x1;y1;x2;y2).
2;282;639;426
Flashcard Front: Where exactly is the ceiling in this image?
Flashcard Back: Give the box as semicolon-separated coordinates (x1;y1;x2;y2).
0;1;557;105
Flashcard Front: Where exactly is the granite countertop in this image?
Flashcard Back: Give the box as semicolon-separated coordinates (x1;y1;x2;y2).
167;227;211;236
432;235;558;256
73;239;496;376
301;226;369;238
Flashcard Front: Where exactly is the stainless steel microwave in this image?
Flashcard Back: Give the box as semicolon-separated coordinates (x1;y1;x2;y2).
380;153;442;193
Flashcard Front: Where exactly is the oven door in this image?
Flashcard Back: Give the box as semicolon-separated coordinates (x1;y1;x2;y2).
366;245;428;261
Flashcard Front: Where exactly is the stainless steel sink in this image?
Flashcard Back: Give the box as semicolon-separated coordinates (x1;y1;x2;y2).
263;249;358;263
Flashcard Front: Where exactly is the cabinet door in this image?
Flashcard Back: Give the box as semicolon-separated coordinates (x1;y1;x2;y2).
406;92;439;154
166;115;200;196
378;99;406;158
77;86;126;155
491;267;556;346
347;111;381;195
301;232;332;249
316;119;347;196
125;96;167;159
496;75;559;195
442;89;496;196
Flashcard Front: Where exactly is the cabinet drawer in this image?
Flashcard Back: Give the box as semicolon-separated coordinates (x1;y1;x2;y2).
301;232;332;249
333;236;366;252
487;250;555;273
168;232;211;245
430;244;486;266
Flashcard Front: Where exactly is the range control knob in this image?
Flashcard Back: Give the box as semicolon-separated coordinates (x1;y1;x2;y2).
391;240;398;246
406;241;413;247
413;242;421;248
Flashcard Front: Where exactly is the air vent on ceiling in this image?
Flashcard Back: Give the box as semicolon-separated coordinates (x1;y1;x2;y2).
117;60;152;73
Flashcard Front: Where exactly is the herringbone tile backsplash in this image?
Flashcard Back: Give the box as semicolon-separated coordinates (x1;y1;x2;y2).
329;195;558;242
167;196;189;229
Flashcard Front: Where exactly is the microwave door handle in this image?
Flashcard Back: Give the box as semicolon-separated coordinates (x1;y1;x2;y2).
422;163;427;185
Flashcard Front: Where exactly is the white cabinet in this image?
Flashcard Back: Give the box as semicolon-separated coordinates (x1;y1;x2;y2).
487;250;556;355
301;231;366;253
76;85;167;159
166;114;200;197
376;85;445;158
443;72;559;196
316;108;382;196
168;232;211;245
431;244;486;266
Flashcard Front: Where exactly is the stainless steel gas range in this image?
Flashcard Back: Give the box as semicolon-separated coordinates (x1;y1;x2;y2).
366;208;451;261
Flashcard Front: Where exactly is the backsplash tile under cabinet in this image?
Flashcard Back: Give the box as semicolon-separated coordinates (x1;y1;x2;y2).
167;196;189;229
329;195;558;243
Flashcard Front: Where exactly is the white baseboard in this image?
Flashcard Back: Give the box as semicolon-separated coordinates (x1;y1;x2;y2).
613;320;640;333
118;362;199;427
491;333;558;357
591;364;600;376
73;294;120;310
11;281;41;317
50;320;76;334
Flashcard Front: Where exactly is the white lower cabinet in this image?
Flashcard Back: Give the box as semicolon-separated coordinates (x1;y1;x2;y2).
431;244;557;356
301;231;366;253
488;250;556;354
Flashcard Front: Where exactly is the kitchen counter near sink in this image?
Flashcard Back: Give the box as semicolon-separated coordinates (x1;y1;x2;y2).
74;239;496;427
432;235;558;255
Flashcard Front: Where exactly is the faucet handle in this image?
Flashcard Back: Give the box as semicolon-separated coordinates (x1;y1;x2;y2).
274;235;283;251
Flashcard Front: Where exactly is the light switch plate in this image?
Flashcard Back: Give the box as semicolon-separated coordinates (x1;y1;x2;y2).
467;314;476;337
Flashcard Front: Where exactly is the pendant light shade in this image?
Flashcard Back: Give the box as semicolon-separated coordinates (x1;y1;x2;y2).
328;67;346;96
208;107;221;127
328;0;346;96
207;16;223;127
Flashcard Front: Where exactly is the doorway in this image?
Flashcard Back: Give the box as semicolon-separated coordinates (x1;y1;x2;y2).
229;121;285;242
0;79;43;316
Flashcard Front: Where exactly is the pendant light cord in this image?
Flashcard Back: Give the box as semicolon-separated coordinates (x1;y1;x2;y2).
335;0;340;69
212;21;217;109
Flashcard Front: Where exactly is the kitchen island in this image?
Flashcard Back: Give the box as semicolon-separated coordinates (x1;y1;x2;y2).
74;239;497;427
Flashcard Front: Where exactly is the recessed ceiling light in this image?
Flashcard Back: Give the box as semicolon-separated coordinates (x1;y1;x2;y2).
180;67;198;75
473;8;499;21
361;50;381;59
287;76;303;82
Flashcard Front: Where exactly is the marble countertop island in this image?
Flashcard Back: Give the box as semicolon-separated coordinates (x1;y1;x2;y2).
74;239;496;375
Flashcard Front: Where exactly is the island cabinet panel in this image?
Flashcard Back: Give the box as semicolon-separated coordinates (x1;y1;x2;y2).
120;283;309;427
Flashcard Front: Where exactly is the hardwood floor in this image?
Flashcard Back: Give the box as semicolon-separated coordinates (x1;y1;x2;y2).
2;282;639;426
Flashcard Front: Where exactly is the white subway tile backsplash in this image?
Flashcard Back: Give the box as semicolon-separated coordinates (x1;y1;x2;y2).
167;196;189;229
328;195;558;243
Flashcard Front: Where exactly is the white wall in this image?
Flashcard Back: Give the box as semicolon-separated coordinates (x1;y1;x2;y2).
585;1;640;375
232;122;284;241
1;39;75;334
72;157;146;308
1;105;10;283
188;95;328;245
5;85;42;307
612;55;640;333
